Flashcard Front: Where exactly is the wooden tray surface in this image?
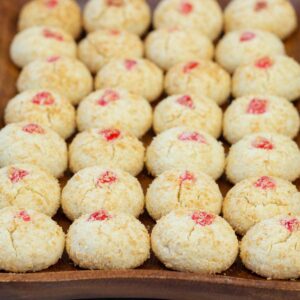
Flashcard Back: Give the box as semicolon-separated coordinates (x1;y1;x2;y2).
0;0;300;299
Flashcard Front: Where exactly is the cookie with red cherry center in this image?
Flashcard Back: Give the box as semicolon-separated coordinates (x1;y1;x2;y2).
151;209;238;273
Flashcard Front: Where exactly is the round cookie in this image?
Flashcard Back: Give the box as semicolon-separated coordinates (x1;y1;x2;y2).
69;128;145;175
62;166;144;221
232;55;300;101
10;26;77;68
18;0;82;39
223;176;300;235
0;164;60;217
83;0;151;36
146;127;225;179
153;0;223;41
146;169;223;220
145;28;214;71
151;209;238;273
165;60;231;105
5;89;76;140
95;58;164;102
0;122;68;178
153;94;222;138
224;0;298;39
223;95;300;144
78;29;144;74
17;56;93;106
0;206;65;273
66;210;150;270
76;88;152;138
241;216;300;279
215;29;285;73
225;132;300;184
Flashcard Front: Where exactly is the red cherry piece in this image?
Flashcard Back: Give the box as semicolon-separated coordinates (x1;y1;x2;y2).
16;210;31;222
183;61;199;73
32;91;55;106
124;59;137;71
252;137;274;150
110;29;120;35
254;1;268;12
247;98;267;114
88;210;111;222
192;211;215;226
96;171;117;187
22;123;45;134
43;29;64;41
45;0;58;8
99;129;121;141
9;168;29;183
179;1;193;14
176;95;195;109
47;55;60;63
254;176;276;190
178;132;206;143
255;57;273;69
97;90;119;106
107;0;123;6
280;218;299;232
240;32;256;42
179;171;196;183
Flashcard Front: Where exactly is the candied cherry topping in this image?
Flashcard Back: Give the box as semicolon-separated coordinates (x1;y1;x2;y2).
247;98;267;114
110;29;120;35
47;55;60;63
96;171;117;187
280;218;299;232
9;168;29;183
254;1;268;12
179;171;196;184
252;137;274;150
107;0;123;6
22;123;45;134
240;32;256;42
124;59;137;71
183;61;199;73
192;211;215;226
255;57;273;69
97;90;119;106
45;0;58;8
99;129;121;141
178;131;206;143
43;29;64;41
32;91;55;106
179;1;193;14
254;176;276;190
176;95;195;109
88;210;111;222
16;210;31;222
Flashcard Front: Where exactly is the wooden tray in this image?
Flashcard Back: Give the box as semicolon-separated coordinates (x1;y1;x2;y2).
1;0;300;299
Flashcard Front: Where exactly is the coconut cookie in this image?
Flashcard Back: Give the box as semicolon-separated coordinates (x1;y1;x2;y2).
153;0;223;41
223;95;300;144
226;133;300;184
216;29;285;73
5;90;76;140
95;58;164;102
146;169;222;221
62;166;144;221
0;164;60;217
83;0;151;36
78;29;144;74
145;28;214;71
17;56;93;106
151;209;238;273
146;127;225;179
165;60;231;105
232;55;300;101
241;216;300;279
224;0;298;39
0;207;65;273
0;123;67;178
66;210;150;270
223;176;300;236
18;0;82;39
69;128;145;175
153;94;222;138
76;88;152;138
